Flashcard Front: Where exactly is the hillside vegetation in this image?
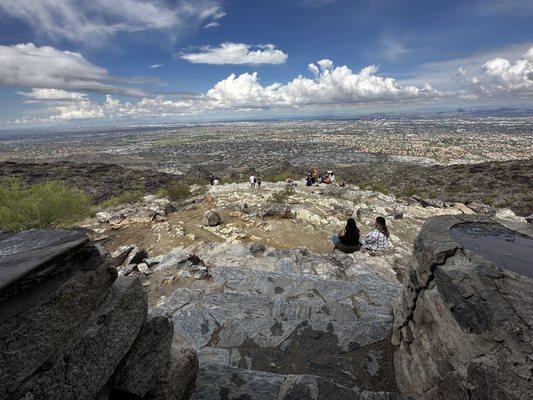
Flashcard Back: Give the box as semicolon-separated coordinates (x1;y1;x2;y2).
336;158;532;216
0;179;92;232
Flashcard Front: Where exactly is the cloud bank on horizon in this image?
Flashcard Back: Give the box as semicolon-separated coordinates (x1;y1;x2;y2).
0;0;531;124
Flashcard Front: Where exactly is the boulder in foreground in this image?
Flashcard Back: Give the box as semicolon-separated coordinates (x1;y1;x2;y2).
392;215;533;400
0;229;196;400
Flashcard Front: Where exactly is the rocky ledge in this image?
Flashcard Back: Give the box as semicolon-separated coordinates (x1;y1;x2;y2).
392;215;533;400
0;230;197;400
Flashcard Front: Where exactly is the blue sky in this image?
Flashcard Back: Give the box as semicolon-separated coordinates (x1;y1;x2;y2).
0;0;532;125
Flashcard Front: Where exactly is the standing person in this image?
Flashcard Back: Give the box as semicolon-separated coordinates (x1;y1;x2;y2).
209;174;215;185
257;175;262;189
306;173;313;187
250;174;256;190
362;217;390;252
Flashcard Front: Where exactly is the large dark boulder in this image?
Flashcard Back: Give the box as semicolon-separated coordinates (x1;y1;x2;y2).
10;277;147;400
0;230;115;399
0;230;194;400
392;215;533;400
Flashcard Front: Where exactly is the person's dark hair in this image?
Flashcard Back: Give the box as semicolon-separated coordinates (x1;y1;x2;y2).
345;217;360;236
375;216;389;237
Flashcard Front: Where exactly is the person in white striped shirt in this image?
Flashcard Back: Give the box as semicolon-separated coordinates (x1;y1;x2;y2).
362;216;389;253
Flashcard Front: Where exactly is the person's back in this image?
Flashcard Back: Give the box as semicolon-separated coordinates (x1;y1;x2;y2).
332;218;361;252
339;221;360;246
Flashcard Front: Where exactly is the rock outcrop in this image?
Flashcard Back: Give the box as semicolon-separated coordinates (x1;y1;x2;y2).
0;230;197;400
96;195;177;227
392;215;533;400
150;242;408;399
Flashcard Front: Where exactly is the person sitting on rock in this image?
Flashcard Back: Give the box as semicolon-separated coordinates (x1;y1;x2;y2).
332;218;361;253
311;167;319;183
362;216;390;253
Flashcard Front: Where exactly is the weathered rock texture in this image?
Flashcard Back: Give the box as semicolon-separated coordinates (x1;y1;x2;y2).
392;215;533;400
151;244;409;399
0;230;196;400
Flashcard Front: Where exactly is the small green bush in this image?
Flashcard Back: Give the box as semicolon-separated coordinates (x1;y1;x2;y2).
362;181;389;195
483;196;494;206
98;190;144;209
0;179;92;232
159;182;191;202
262;171;293;183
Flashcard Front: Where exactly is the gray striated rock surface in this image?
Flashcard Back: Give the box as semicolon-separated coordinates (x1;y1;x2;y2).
392;215;533;400
153;253;404;397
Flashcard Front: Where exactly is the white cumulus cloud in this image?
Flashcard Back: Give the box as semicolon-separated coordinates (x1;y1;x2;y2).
181;43;288;65
40;59;439;121
13;47;533;123
0;0;224;44
0;43;145;96
454;46;533;96
206;60;438;108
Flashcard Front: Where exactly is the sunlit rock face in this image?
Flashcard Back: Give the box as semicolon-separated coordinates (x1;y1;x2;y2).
392;215;533;400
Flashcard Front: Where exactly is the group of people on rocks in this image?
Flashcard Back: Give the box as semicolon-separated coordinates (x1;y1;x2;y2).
332;216;389;254
208;170;389;254
306;167;335;186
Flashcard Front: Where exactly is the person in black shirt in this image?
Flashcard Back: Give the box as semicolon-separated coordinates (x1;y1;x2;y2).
332;218;361;253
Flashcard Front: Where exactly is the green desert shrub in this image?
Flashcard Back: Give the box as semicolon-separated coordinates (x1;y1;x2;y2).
0;179;92;232
483;196;494;206
362;181;390;195
158;182;191;202
262;171;293;183
98;190;144;209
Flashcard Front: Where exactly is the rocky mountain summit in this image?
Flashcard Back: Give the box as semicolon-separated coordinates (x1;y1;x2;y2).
1;178;532;399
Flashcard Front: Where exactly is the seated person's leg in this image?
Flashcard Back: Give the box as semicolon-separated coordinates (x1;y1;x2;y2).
332;234;340;244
